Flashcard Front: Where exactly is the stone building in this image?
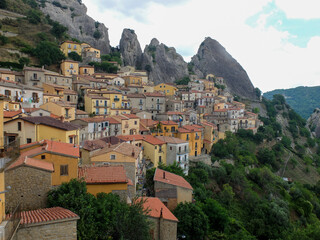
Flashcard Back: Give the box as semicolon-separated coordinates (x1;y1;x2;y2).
154;168;193;211
14;207;79;240
5;154;53;211
139;197;178;240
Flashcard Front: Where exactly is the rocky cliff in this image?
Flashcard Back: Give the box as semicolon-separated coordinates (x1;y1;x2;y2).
119;29;143;68
308;108;320;138
40;0;110;54
141;38;189;84
191;37;255;99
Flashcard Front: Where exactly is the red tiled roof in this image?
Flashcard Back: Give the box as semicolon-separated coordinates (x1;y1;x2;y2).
91;142;141;158
144;92;165;97
160;120;178;125
105;117;121;124
78;165;128;184
155;136;188;144
19;207;79;225
154;168;193;190
76;109;88;115
139;123;148;132
138;197;178;222
3;110;22;118
122;113;140;119
117;134;144;142
6;153;54;172
20;139;80;158
140;119;158;127
142;135;166;145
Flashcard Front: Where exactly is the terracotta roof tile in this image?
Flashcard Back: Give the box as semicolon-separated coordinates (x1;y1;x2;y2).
142;135;166;145
78;165;128;184
166;111;184;115
144;92;165;97
76;109;88;115
3;110;22;118
6;153;54;172
20;139;79;158
82;137;124;151
154;168;193;190
117;134;144;142
138;197;178;222
155;136;188;144
92;142;141;158
122;113;140;119
160;120;178;125
140;119;158;127
19;207;79;225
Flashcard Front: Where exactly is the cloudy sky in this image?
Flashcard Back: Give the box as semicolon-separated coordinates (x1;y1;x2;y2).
82;0;320;93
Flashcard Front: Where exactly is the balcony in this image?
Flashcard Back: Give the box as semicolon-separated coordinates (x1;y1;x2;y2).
65;115;71;119
195;135;200;140
114;97;120;102
30;76;41;81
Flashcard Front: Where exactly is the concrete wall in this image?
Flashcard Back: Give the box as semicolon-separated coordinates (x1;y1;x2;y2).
15;219;77;240
5;166;52;211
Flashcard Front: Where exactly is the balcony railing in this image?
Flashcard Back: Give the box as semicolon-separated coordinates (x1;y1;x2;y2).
30;76;41;81
114;98;120;102
195;136;200;140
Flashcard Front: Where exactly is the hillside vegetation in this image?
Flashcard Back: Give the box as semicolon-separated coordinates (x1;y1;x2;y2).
264;86;320;119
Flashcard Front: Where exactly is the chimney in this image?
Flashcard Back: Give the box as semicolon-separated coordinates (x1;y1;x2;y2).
163;171;165;179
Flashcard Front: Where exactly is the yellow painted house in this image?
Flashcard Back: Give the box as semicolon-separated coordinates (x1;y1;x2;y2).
79;65;95;76
151;120;179;137
19;140;80;186
142;135;166;167
42;83;66;97
3;116;79;145
40;101;76;121
60;41;82;57
175;125;203;157
60;60;79;76
154;83;177;96
123;75;142;87
0;70;16;82
83;46;101;58
113;114;140;135
84;94;109;115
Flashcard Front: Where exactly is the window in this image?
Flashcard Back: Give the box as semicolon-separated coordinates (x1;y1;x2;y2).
27;138;32;143
60;165;69;176
18;122;21;131
179;147;181;153
69;137;73;144
167;90;169;93
186;134;189;140
134;121;137;125
41;155;46;159
68;44;71;48
74;45;77;50
110;154;116;160
159;156;162;163
39;113;43;116
170;147;172;150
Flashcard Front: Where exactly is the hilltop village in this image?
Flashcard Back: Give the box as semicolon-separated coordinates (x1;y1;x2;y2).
0;40;262;239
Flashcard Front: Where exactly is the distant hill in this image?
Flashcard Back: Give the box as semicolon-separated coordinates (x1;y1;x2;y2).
263;86;320;119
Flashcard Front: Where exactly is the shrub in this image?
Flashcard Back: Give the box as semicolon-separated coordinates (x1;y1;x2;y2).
27;9;42;24
50;21;67;39
68;52;82;62
93;30;101;39
0;34;8;45
33;41;65;66
19;57;30;66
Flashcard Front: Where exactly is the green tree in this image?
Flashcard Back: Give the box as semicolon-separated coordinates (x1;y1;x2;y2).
68;51;82;62
51;21;68;39
33;41;66;66
175;76;190;85
19;57;30;66
174;202;209;240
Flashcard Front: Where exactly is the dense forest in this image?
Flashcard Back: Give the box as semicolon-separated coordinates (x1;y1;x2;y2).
264;86;320;119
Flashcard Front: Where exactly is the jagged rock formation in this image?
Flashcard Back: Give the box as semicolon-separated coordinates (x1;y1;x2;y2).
191;37;255;99
141;38;189;84
119;29;142;68
40;0;110;54
308;108;320;138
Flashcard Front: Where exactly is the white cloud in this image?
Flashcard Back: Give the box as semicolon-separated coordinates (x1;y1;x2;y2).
82;0;320;92
275;0;320;19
